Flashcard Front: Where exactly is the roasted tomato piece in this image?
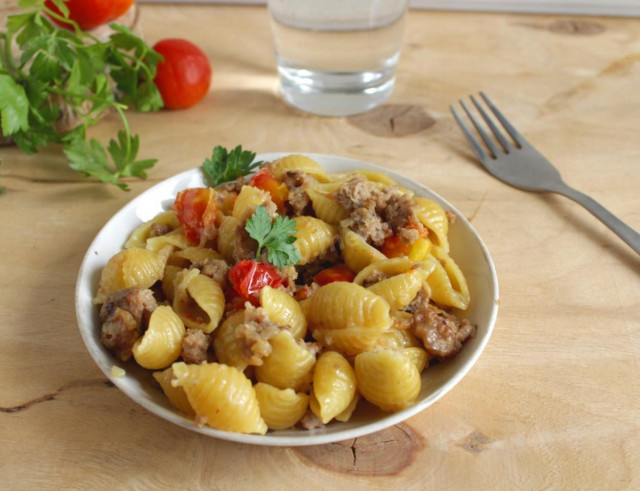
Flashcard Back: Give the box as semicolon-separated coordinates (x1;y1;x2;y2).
249;169;289;209
381;225;429;258
172;187;218;243
228;260;284;306
313;264;356;286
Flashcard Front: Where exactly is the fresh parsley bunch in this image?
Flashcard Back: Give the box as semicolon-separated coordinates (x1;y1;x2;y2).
0;0;163;190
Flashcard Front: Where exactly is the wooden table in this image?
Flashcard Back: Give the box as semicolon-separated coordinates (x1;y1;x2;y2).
1;4;639;489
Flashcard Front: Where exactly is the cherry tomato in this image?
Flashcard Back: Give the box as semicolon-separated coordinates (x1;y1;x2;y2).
229;260;284;306
172;188;218;243
152;39;212;110
381;225;429;258
45;0;134;31
313;264;355;286
249;170;289;209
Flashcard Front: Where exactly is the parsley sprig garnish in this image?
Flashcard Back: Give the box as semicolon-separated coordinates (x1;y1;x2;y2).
202;145;263;187
0;0;163;190
245;205;300;269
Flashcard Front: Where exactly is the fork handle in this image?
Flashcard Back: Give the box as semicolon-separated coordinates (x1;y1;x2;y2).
554;184;640;255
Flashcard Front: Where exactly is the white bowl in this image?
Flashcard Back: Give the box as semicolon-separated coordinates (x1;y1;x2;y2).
75;153;499;446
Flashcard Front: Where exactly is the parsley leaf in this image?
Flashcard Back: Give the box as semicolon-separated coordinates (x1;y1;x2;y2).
202;145;263;187
0;74;29;135
0;1;162;191
245;206;301;268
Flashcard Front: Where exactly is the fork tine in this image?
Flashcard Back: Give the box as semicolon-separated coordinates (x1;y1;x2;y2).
479;92;525;147
470;94;511;152
450;104;487;163
459;99;500;158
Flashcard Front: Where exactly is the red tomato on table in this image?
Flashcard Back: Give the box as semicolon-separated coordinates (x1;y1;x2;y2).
229;260;284;306
153;39;212;110
45;0;134;31
172;188;218;244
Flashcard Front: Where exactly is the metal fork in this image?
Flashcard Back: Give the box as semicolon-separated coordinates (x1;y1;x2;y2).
451;92;640;255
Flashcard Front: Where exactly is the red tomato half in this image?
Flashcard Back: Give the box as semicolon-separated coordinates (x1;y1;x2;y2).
45;0;134;31
172;188;218;243
249;170;289;210
153;39;212;110
313;264;355;286
229;260;284;306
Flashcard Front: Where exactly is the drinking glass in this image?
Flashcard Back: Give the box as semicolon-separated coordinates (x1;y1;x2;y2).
267;0;410;117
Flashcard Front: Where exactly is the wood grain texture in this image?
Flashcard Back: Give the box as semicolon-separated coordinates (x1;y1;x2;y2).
1;4;639;489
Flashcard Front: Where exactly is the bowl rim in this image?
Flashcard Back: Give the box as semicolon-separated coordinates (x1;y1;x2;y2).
75;152;499;446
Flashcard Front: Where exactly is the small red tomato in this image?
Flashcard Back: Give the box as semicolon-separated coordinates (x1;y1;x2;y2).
381;224;429;258
152;39;212;110
249;170;289;209
313;264;356;286
229;260;284;306
172;188;218;243
45;0;135;31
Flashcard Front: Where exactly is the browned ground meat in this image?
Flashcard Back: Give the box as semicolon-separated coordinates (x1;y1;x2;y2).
412;303;476;359
381;192;418;232
181;328;210;364
233;227;258;262
334;177;377;210
278;264;299;292
335;177;418;246
283;170;317;216
346;207;390;246
235;304;283;366
404;285;431;313
200;258;230;286
100;288;157;361
148;223;172;238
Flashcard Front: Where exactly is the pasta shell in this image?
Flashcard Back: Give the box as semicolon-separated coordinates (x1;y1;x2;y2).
125;210;179;249
173;269;225;333
355;350;421;412
426;246;470;310
217;215;241;261
259;286;307;340
255;330;316;392
146;227;194;251
414;197;450;252
254;382;309;430
309;351;357;424
168;246;222;269
132;306;185;370
270;155;328;182
153;366;195;416
233;185;272;221
367;269;429;310
402;347;430;373
172;362;267;435
307;188;348;225
212;310;248;371
306;282;392;356
341;229;386;273
294;216;337;266
94;246;171;304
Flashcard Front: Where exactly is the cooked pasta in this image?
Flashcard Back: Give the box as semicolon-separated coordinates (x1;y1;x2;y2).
309;351;357;424
93;153;477;435
355;350;421;412
132;306;185;370
172;362;267;434
254;382;309;430
172;269;225;333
